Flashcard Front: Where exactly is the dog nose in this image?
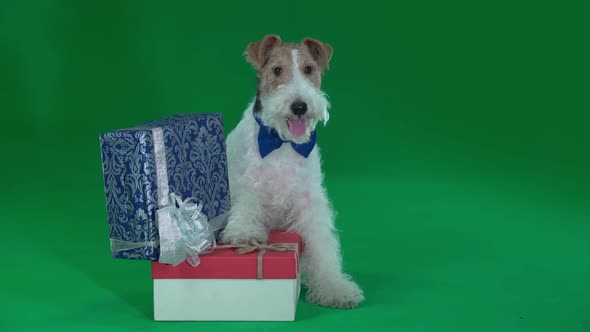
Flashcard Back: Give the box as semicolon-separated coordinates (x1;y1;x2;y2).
290;101;307;116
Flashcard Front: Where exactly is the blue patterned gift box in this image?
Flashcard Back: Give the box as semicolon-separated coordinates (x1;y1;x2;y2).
99;113;231;262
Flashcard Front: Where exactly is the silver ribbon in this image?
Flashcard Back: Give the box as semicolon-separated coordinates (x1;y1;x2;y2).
110;239;159;252
157;193;226;266
109;207;228;266
110;126;229;267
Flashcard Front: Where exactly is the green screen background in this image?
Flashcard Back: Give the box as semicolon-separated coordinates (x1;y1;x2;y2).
1;1;588;331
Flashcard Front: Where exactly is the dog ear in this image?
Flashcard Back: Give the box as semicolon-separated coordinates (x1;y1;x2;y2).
245;35;282;70
302;38;333;70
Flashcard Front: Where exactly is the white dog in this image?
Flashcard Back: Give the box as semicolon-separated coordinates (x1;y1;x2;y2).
221;35;364;309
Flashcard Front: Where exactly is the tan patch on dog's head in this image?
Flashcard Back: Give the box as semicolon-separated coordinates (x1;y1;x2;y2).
256;43;296;98
245;35;334;99
301;37;333;71
245;34;282;70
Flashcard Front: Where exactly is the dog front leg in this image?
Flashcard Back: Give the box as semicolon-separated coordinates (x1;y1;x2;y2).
297;193;364;308
220;189;268;244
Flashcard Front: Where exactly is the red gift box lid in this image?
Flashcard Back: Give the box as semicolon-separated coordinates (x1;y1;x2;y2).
151;231;301;279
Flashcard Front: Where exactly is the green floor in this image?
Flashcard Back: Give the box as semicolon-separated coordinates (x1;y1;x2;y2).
1;1;589;331
2;163;589;331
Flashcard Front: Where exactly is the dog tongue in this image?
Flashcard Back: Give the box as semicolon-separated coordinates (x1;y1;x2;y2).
288;118;307;137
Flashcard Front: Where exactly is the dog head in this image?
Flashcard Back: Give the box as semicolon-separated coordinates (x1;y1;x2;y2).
246;35;333;144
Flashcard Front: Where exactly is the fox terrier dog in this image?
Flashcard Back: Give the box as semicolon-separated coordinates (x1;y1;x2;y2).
220;35;364;308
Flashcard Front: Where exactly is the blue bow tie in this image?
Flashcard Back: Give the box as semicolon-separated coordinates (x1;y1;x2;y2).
254;111;317;158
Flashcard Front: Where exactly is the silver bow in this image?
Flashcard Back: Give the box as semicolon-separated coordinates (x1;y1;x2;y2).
109;193;229;266
157;193;222;267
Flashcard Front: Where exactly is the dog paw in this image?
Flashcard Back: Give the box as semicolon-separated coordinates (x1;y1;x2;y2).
306;277;364;309
220;220;268;244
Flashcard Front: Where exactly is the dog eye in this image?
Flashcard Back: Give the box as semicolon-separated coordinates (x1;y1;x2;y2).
273;67;282;76
304;66;313;74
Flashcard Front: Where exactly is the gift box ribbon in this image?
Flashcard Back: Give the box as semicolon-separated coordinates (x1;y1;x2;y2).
218;240;300;280
110;127;229;267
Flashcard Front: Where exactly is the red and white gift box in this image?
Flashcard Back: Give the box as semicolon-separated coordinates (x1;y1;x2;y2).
151;231;302;321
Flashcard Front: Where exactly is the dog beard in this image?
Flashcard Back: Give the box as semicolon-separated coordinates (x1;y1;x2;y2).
259;84;330;144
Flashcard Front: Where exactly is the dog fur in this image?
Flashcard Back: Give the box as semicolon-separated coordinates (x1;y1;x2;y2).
220;35;364;309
